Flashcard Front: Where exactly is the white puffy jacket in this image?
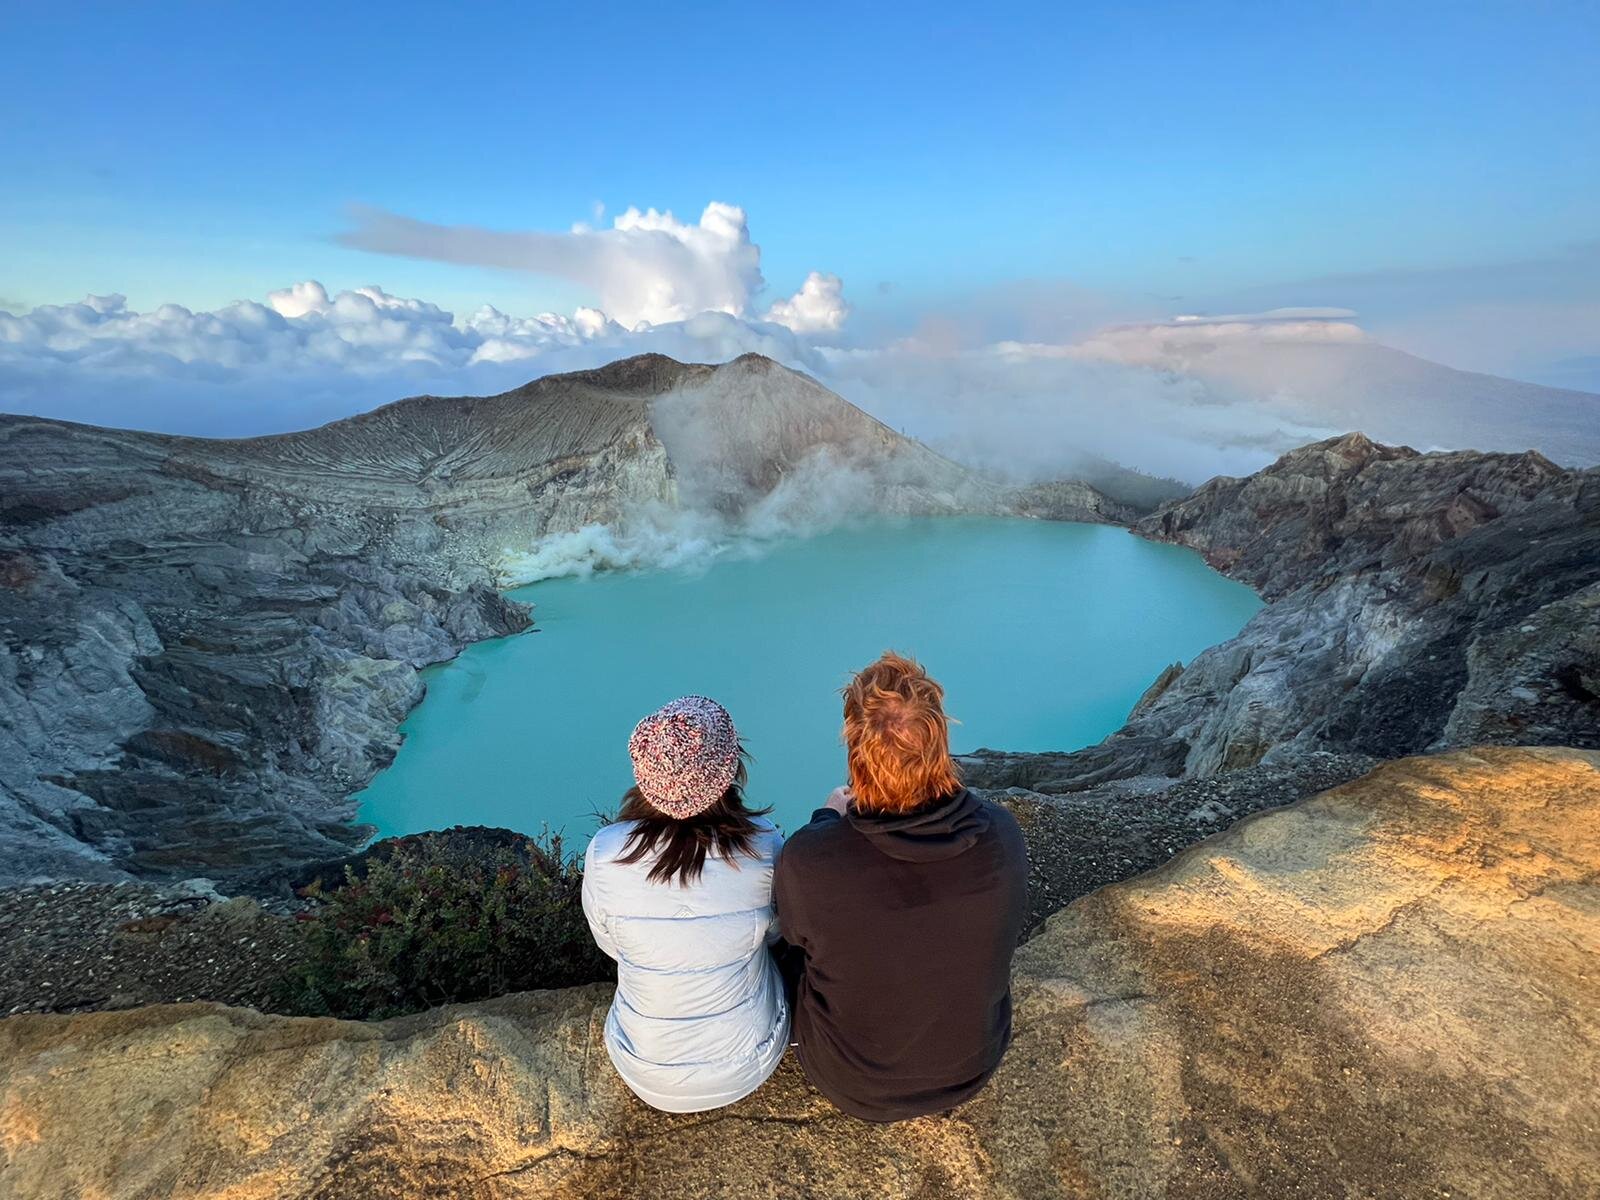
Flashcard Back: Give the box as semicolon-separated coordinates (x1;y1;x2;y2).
581;817;789;1112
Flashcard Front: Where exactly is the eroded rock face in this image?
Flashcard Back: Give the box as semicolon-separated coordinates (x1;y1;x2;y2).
1;355;1102;887
969;433;1600;796
3;748;1595;1199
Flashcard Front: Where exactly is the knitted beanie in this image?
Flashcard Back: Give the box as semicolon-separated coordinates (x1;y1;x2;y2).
627;696;740;819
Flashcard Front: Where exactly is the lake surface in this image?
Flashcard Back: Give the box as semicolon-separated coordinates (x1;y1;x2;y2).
356;517;1260;840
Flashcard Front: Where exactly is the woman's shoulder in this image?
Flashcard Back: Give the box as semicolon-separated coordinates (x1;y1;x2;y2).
585;820;640;865
749;815;783;856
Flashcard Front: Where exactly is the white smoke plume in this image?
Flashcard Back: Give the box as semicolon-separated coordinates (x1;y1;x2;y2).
498;456;890;585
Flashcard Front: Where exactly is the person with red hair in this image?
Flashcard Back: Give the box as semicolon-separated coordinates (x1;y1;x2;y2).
774;651;1029;1122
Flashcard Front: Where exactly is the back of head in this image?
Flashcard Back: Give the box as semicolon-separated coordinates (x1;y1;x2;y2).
618;696;768;885
842;651;962;816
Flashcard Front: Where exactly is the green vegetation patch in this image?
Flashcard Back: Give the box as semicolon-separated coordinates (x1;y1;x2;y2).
283;829;611;1019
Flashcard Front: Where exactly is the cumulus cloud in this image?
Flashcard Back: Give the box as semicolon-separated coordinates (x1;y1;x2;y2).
338;201;843;334
0;277;1552;479
2;287;474;375
763;271;849;333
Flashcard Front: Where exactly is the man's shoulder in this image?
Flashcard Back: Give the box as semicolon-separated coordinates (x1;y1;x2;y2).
973;794;1030;874
978;793;1024;838
777;813;853;871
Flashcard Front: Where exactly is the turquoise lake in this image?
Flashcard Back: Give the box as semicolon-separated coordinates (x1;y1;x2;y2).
355;517;1261;840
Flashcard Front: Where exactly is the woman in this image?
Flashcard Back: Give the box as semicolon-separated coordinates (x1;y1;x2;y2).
582;695;789;1112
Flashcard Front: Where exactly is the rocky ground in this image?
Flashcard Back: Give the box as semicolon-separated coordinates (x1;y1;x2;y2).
0;883;306;1017
4;748;1595;1200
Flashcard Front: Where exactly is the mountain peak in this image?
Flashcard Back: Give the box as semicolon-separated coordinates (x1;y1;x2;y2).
515;352;709;396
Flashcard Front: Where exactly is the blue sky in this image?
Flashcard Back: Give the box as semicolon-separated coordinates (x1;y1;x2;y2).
2;0;1599;452
6;2;1597;316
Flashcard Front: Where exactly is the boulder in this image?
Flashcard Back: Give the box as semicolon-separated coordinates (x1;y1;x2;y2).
3;747;1596;1198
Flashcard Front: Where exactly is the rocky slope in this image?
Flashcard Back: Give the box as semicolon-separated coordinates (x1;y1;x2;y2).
3;748;1595;1199
0;354;1128;887
965;432;1599;798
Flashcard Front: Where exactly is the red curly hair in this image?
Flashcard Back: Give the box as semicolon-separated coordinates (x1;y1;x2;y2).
842;651;962;815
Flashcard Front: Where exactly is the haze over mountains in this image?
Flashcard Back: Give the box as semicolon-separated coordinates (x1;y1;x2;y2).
1076;316;1600;466
3;282;1596;486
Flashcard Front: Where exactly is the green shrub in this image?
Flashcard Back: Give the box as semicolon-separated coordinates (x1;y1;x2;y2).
283;829;612;1019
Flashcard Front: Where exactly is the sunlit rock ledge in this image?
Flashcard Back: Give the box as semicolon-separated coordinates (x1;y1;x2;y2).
4;747;1597;1199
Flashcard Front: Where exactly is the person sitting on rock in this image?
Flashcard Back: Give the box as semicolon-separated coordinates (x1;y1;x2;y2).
774;651;1029;1122
582;695;789;1113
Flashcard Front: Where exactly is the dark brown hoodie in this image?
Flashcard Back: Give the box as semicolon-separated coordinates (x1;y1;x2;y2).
774;788;1028;1123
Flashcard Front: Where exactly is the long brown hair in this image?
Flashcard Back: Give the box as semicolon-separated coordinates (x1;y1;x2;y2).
843;651;963;815
615;750;770;886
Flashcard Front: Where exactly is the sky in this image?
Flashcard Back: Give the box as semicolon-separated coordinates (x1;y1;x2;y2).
2;1;1597;472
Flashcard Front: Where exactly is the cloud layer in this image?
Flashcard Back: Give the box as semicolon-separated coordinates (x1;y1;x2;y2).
0;280;1349;477
3;201;1593;477
0;280;827;436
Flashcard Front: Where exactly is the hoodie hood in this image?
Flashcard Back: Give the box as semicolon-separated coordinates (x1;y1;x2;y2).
846;788;992;862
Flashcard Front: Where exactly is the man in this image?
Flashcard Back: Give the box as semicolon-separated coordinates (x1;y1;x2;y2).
775;651;1029;1123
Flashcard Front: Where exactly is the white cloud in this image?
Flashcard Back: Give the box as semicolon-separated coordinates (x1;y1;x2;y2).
0;279;1339;477
819;339;1345;484
338;201;856;336
339;201;822;332
265;281;333;319
0;278;832;436
763;271;850;333
0;279;1558;480
1068;315;1367;369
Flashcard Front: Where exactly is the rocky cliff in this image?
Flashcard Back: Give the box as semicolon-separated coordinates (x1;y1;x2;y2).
0;354;1128;887
965;432;1599;797
4;748;1595;1199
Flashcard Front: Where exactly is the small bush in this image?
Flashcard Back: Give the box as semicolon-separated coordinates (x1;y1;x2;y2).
283;829;612;1019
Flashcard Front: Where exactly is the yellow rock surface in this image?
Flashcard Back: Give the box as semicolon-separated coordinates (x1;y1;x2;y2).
3;748;1596;1199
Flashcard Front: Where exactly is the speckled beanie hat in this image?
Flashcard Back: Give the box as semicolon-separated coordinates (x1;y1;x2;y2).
628;696;740;819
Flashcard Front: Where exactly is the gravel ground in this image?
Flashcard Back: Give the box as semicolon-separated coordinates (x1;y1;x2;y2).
0;883;307;1016
0;750;1378;1017
992;750;1380;931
